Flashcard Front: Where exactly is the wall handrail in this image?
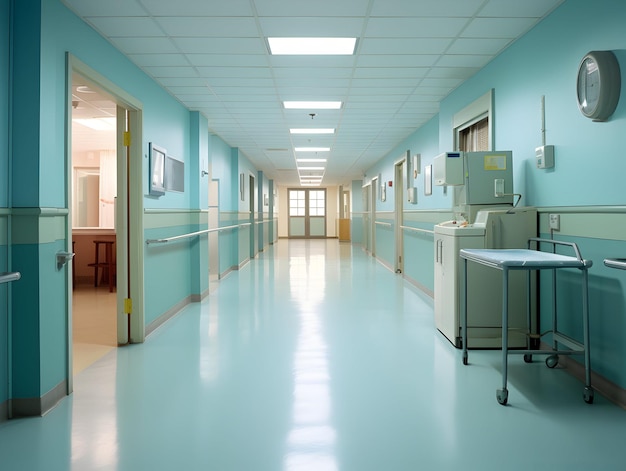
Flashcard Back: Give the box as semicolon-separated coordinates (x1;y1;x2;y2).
146;222;252;245
0;272;21;284
400;225;434;235
374;221;392;227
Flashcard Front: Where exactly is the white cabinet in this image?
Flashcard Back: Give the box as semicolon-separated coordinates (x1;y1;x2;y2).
434;224;485;347
434;208;537;348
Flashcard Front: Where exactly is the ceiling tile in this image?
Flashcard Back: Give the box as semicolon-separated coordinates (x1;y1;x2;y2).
173;38;266;55
109;37;179;54
62;0;146;16
157;17;259;37
187;54;270;67
360;38;453;55
87;17;162;37
447;37;512;55
365;17;469;38
253;0;371;17
128;54;191;67
462;17;538;38
479;0;564;17
143;0;253;16
370;0;485;17
258;17;365;37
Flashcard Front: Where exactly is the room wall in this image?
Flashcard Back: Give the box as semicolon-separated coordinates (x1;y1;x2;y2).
5;0;217;414
0;0;10;418
362;0;626;394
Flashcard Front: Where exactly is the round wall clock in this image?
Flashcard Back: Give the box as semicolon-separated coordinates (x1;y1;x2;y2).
576;50;621;121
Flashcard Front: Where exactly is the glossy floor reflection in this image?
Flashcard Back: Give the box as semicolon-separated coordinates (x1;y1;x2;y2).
1;239;625;471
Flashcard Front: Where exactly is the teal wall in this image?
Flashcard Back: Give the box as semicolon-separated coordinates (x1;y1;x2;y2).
1;0;263;416
0;0;9;412
362;0;626;391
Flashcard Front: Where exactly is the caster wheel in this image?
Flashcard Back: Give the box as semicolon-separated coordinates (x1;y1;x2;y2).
583;387;594;404
462;352;468;366
496;388;509;405
546;355;559;369
523;354;533;363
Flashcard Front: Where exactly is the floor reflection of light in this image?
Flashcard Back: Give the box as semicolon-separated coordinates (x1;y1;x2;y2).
200;308;220;384
71;385;119;470
285;246;338;471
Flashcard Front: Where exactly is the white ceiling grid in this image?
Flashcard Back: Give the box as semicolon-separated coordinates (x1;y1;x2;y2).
62;0;563;186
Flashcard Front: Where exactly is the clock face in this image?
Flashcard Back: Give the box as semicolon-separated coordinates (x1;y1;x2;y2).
577;57;600;115
576;51;621;121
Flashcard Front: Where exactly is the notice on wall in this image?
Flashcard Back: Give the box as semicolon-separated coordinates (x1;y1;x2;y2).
484;154;507;171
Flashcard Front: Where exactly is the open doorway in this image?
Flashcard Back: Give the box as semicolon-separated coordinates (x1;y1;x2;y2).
66;57;145;395
70;73;119;375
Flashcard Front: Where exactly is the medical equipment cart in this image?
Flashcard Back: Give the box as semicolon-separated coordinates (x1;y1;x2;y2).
459;238;593;406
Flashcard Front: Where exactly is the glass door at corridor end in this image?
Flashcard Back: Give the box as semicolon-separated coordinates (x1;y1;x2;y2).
288;189;326;238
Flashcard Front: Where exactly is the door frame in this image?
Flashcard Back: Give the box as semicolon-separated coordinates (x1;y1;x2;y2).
65;55;145;392
370;177;378;257
394;151;408;274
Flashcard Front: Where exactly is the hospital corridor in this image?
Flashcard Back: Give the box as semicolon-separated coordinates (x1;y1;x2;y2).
0;239;624;471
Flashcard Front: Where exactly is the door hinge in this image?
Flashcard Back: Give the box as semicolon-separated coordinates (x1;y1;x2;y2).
124;298;132;315
123;131;131;147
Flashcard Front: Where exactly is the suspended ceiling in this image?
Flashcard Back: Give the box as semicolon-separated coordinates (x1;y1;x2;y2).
62;0;564;186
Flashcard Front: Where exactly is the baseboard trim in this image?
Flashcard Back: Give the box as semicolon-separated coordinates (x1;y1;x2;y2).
403;274;434;298
11;380;67;418
540;342;626;409
0;399;7;422
146;295;194;337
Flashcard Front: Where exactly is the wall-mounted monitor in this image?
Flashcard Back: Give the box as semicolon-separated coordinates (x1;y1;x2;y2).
149;143;166;196
165;156;184;192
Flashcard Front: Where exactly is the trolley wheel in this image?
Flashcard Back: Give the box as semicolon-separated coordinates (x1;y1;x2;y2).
545;355;559;369
583;387;594;404
462;352;468;365
496;388;509;405
523;354;533;363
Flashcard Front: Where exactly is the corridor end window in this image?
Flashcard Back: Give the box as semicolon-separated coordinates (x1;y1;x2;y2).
309;190;326;216
289;190;305;216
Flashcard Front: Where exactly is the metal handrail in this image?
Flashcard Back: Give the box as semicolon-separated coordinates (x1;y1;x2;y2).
400;225;434;235
146;222;252;245
374;221;392;227
0;272;21;284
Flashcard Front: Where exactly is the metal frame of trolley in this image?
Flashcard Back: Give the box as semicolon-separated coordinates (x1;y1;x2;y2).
459;238;593;406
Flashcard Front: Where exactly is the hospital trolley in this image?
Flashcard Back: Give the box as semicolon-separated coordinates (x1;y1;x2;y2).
459;238;593;406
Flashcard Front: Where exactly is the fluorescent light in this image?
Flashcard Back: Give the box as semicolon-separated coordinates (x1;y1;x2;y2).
301;183;320;186
290;128;335;134
296;159;327;163
298;166;325;170
268;37;356;55
73;117;116;131
295;147;330;152
284;101;342;110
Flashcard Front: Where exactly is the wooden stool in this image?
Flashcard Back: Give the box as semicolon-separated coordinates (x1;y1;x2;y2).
72;241;76;289
88;240;115;292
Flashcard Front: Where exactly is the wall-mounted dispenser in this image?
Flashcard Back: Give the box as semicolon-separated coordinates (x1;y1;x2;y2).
535;145;554;169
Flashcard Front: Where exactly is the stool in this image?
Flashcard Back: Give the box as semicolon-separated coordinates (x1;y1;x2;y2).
72;241;76;289
88;240;115;292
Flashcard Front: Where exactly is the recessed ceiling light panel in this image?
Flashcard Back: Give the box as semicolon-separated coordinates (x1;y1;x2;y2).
290;128;335;134
284;101;342;110
268;37;356;55
295;147;330;152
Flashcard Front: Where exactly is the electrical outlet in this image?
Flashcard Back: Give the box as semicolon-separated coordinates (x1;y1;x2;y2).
549;214;560;231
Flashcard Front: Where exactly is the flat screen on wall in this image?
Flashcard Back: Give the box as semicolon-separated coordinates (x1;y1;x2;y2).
165;156;184;192
149;143;166;196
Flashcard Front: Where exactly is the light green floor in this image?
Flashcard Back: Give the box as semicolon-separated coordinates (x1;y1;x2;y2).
1;239;625;470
